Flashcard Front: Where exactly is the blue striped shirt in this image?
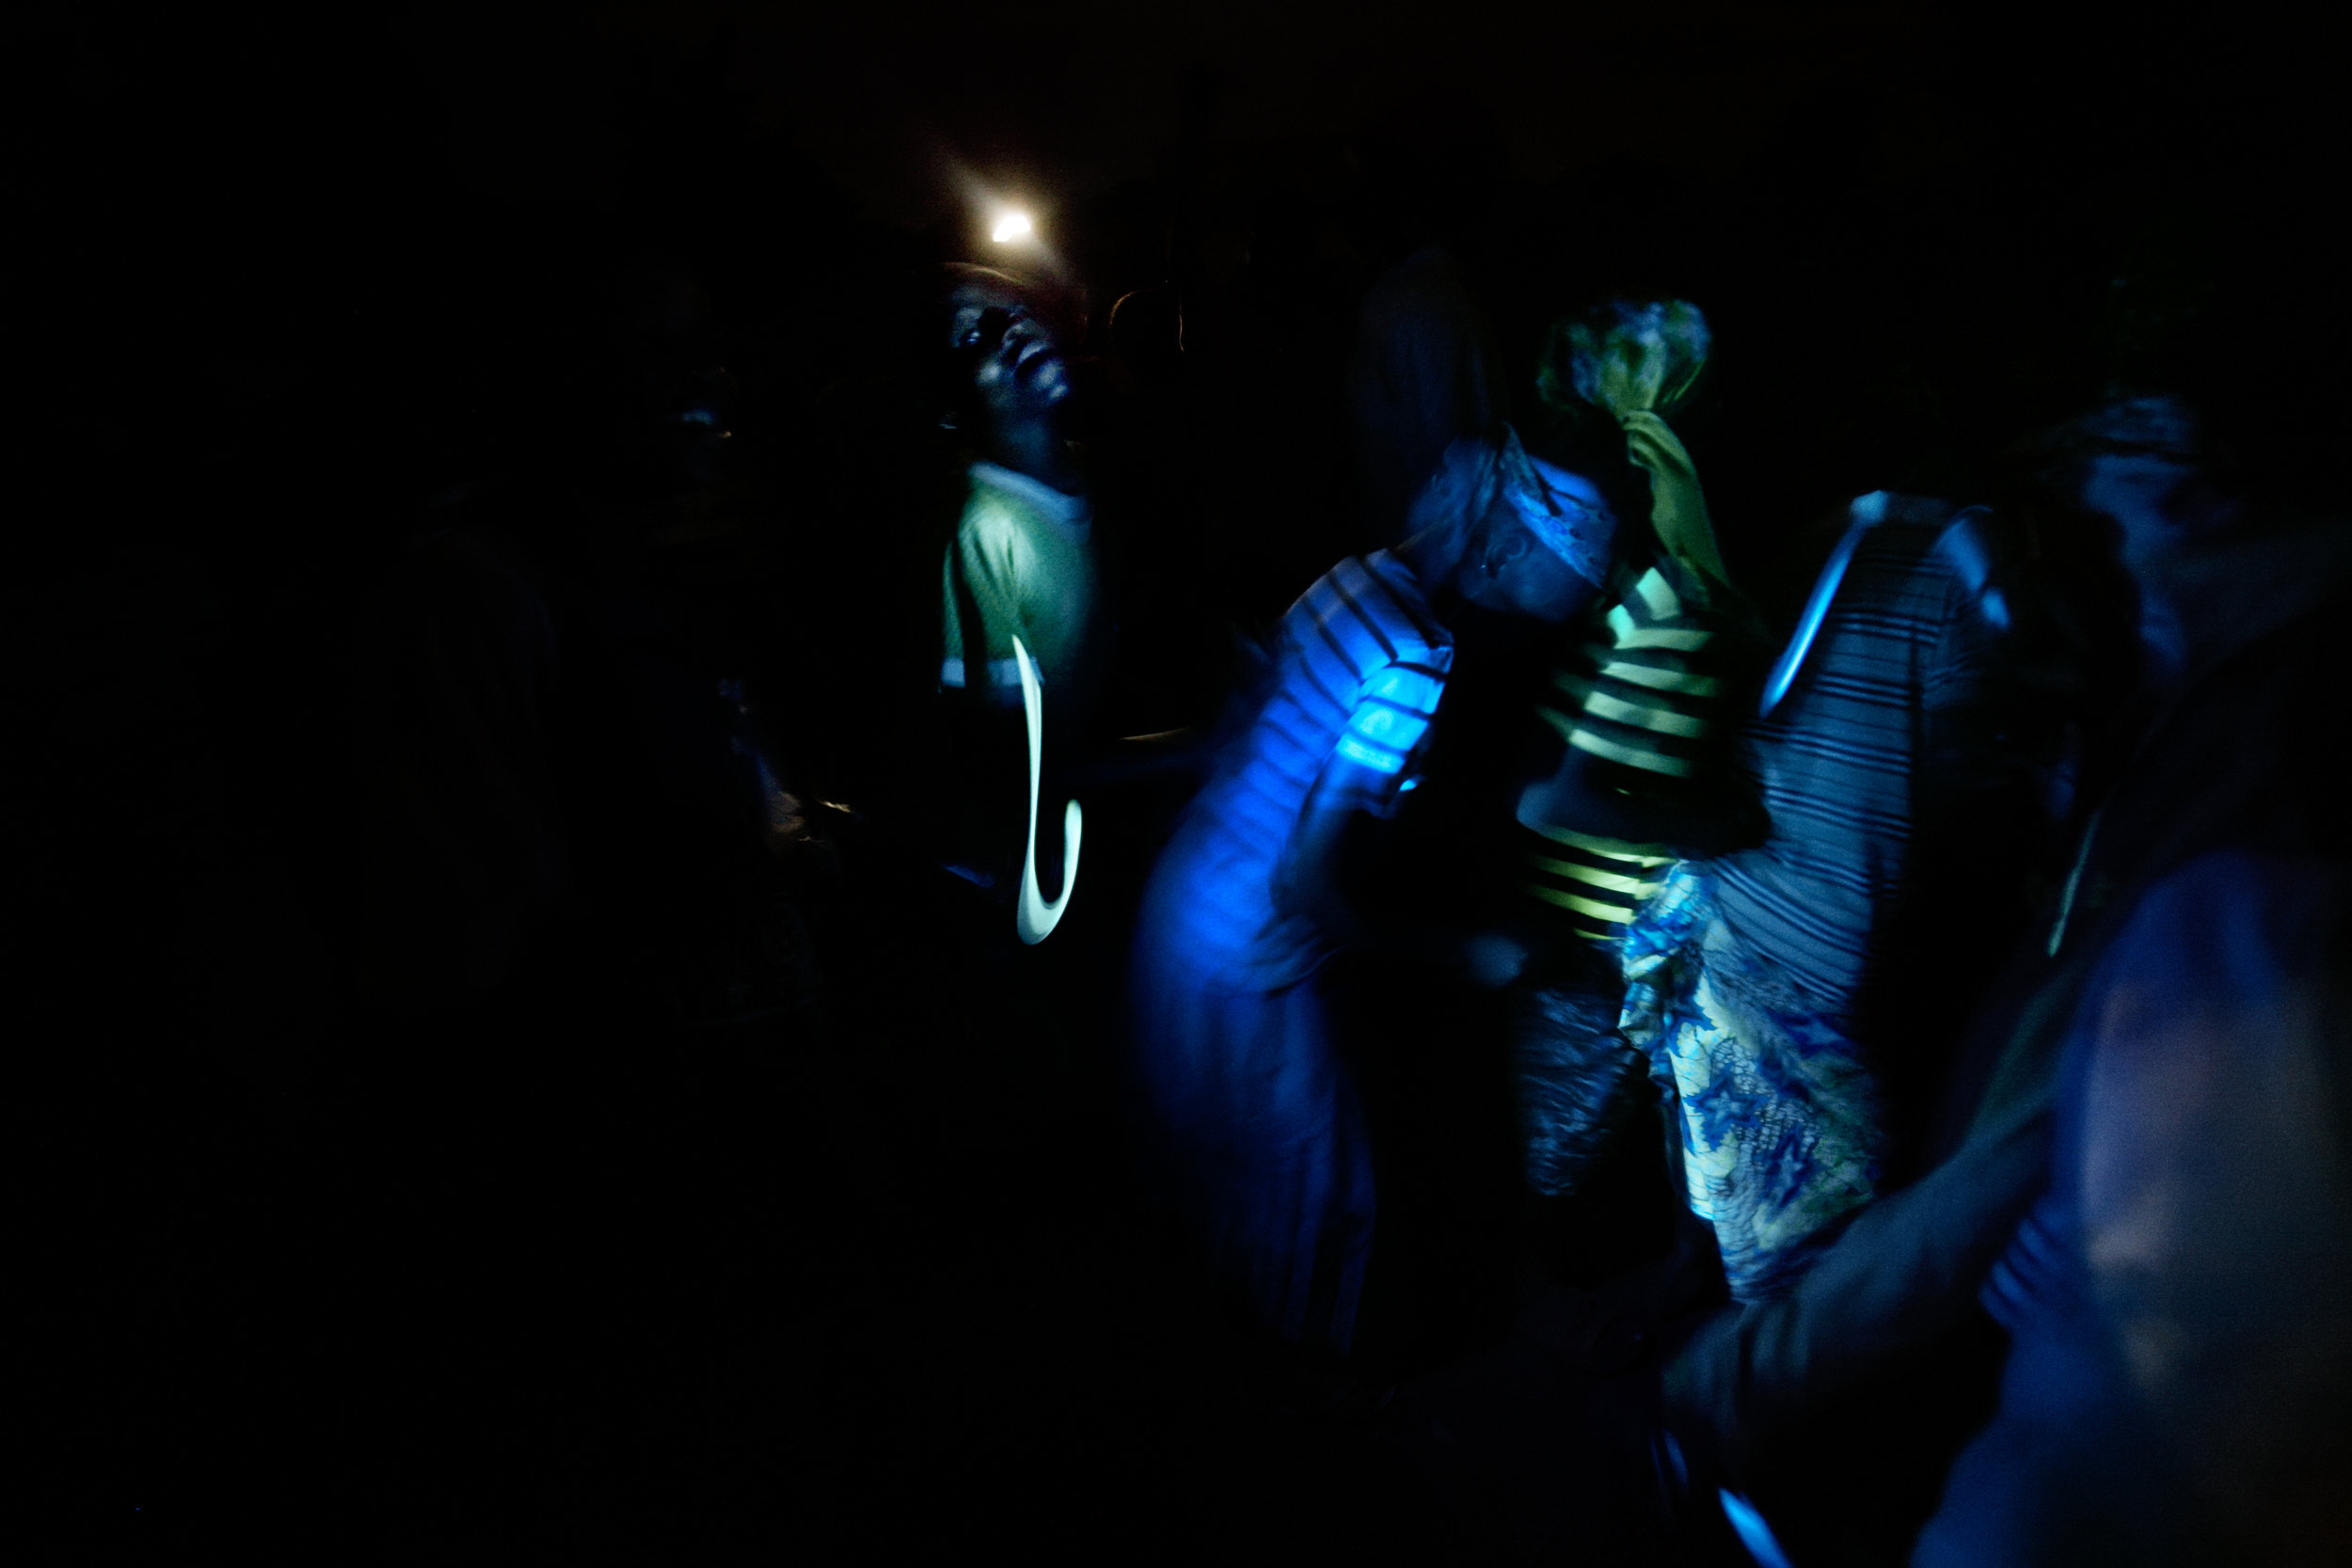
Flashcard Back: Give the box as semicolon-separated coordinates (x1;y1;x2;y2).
1151;552;1454;990
1706;501;1996;1011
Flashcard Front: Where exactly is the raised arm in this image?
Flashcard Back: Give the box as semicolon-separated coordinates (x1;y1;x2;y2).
1273;666;1526;987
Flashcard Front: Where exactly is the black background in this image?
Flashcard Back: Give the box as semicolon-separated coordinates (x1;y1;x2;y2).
9;4;2347;1561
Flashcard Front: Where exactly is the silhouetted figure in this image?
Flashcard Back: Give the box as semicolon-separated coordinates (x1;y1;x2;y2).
1347;245;1505;546
1504;301;1752;1220
355;524;566;1011
1661;395;2352;1563
1343;92;1512;547
1905;396;2352;1563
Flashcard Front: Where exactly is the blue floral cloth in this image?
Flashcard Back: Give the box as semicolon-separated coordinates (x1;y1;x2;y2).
1619;867;1883;1301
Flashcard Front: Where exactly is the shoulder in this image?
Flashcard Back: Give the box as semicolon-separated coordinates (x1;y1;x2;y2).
1296;553;1450;665
2071;849;2352;1263
1848;497;1972;579
1828;499;1994;641
966;462;1089;528
2099;851;2349;1003
951;485;1037;593
956;481;1025;544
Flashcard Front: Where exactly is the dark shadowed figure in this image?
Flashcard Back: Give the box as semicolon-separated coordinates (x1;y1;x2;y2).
1343;95;1513;547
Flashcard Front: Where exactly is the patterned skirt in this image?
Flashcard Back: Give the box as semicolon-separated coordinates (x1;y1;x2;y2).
1509;972;1647;1198
1619;866;1883;1301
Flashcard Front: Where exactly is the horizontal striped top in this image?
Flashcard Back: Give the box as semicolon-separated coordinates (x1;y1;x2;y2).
1521;820;1677;945
1546;557;1728;783
1522;552;1741;942
1703;499;1997;1013
1151;551;1454;990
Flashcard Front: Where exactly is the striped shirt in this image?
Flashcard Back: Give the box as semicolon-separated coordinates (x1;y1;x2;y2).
1152;551;1454;990
1705;499;1996;1012
1546;556;1728;784
1522;552;1741;942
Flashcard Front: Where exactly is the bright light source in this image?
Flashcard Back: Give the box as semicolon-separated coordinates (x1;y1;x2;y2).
992;211;1034;244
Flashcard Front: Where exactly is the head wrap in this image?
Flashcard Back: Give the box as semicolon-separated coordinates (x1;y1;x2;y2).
1408;426;1615;587
1498;424;1614;586
1540;298;1713;422
1537;298;1725;582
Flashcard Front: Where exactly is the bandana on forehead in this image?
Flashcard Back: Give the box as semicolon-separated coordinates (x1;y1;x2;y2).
1409;427;1618;588
1496;425;1614;587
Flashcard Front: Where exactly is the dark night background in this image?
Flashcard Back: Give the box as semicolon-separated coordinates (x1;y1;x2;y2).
8;3;2347;1563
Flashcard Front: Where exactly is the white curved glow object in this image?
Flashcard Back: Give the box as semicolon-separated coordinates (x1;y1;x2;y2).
1012;636;1081;943
992;212;1033;243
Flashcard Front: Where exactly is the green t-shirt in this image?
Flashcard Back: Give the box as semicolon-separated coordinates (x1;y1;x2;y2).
940;462;1106;721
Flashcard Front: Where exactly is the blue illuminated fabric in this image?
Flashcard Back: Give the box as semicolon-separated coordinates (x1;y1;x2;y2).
1710;499;1998;1013
1918;853;2352;1565
1127;955;1375;1354
1521;551;1733;944
1618;501;2002;1299
1152;550;1454;991
1511;977;1646;1197
1620;867;1883;1301
1127;549;1452;1353
1506;473;1614;589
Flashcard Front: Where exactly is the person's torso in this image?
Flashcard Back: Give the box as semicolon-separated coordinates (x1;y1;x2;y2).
1705;511;1974;1011
939;462;1105;713
1153;551;1453;988
1940;531;2352;1162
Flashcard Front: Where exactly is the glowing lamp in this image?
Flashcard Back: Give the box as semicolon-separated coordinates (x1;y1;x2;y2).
992;211;1034;244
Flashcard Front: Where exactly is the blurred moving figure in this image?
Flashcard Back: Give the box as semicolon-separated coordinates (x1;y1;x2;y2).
1347;244;1505;546
358;252;803;1032
1660;393;2352;1562
1507;300;2063;1312
930;266;1109;892
1344;89;1512;548
1504;301;1756;1217
1905;395;2352;1564
1614;485;2052;1303
1127;424;1615;1388
355;524;567;1012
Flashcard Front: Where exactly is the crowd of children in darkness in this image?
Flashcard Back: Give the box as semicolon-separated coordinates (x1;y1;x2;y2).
12;13;2352;1562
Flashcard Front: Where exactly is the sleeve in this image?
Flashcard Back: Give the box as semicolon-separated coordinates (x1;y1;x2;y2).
1660;798;2083;1473
1661;1089;2055;1477
1915;852;2352;1563
2065;851;2352;1551
1920;505;2058;728
1917;511;2077;875
1920;575;1994;720
945;506;1031;695
1914;564;2018;836
1326;658;1446;816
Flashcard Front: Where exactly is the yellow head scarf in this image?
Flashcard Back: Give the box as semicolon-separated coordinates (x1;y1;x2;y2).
1539;300;1727;586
